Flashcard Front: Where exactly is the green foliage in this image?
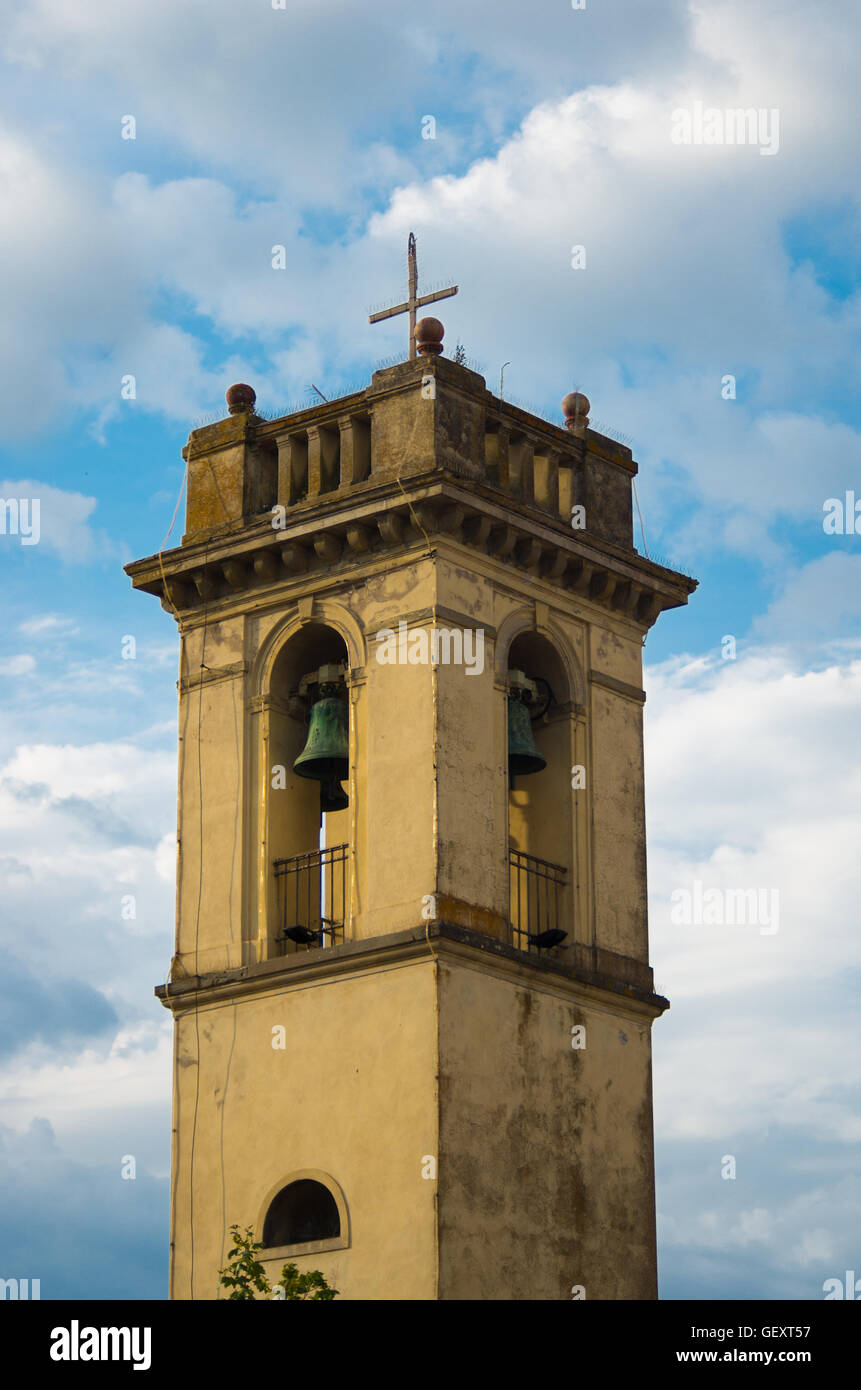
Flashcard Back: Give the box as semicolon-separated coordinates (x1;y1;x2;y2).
218;1225;271;1300
218;1224;339;1301
453;342;467;365
273;1262;338;1301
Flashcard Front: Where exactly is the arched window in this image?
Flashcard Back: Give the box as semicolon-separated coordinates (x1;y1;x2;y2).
267;622;351;956
262;1179;341;1248
506;631;576;953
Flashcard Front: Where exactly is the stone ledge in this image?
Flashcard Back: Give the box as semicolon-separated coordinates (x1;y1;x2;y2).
156;921;668;1018
125;475;695;632
589;669;647;704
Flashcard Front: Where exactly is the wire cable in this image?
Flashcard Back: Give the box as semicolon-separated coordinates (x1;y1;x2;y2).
632;477;650;561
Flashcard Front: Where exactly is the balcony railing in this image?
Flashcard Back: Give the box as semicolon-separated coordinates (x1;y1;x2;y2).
508;847;568;954
273;845;348;953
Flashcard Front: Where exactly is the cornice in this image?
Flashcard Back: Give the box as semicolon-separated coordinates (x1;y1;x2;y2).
179;659;248;692
589;669;647;704
156;921;669;1021
125;476;695;633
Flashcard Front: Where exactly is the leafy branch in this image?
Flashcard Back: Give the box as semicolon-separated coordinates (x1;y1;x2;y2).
218;1225;339;1301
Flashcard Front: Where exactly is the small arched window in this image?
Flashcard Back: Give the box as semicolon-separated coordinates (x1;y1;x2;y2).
262;1179;341;1248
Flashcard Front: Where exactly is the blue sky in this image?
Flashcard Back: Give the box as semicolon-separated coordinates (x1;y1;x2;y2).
1;0;859;1300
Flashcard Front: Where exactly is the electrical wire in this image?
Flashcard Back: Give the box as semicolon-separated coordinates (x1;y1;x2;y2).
632;478;650;561
188;539;210;1299
156;463;189;1297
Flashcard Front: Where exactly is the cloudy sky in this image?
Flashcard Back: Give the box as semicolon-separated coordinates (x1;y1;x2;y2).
1;0;859;1300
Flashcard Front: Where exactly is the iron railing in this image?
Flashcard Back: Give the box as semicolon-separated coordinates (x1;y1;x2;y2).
273;844;348;953
508;847;568;953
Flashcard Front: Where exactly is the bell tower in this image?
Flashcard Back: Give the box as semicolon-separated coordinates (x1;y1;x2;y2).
127;320;695;1301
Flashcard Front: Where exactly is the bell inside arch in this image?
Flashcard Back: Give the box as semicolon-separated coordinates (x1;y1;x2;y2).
293;665;349;812
507;670;547;778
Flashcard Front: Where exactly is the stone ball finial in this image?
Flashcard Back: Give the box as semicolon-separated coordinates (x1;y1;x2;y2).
562;391;590;434
415;316;445;356
226;382;257;415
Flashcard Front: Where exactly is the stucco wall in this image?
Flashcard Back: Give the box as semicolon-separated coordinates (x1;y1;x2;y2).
590;688;649;962
436;956;658;1300
170;956;439;1301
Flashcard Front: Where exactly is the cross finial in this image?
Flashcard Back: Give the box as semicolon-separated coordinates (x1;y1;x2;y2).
369;233;458;360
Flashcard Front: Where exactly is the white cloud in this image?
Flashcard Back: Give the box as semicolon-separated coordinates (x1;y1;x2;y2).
646;650;861;1148
0;1017;171;1153
647;643;861;1290
0;740;173;804
0;1019;170;1118
752;553;861;643
0;654;36;676
646;651;861;856
154;831;176;883
0;737;177;1009
660;1181;861;1271
1;0;694;201
17;614;80;637
0;0;857;569
0;479;115;563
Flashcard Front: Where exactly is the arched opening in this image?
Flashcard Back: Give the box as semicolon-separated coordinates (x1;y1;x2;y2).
267;623;350;955
262;1179;341;1248
506;632;574;953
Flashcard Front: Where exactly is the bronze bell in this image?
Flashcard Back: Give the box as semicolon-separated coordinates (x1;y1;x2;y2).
507;670;547;778
293;669;349;812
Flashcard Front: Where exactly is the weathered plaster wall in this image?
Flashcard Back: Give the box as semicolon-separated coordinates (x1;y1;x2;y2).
590;688;649;962
170;957;439;1301
436;957;659;1300
176;617;247;975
